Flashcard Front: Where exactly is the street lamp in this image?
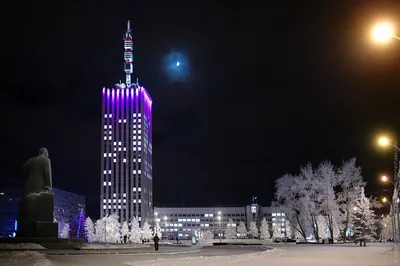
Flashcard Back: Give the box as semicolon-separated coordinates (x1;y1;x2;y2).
381;174;400;243
378;136;400;151
382;197;395;244
372;22;400;43
218;211;222;243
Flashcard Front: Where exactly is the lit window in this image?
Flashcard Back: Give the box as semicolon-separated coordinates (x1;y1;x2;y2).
277;213;281;216
113;159;116;163
123;147;126;151
138;199;141;203
103;199;106;203
113;193;116;197
103;153;107;157
205;214;208;217
138;159;141;162
123;193;126;197
113;153;116;157
123;159;126;163
103;205;106;209
272;213;277;217
123;119;127;123
108;170;111;174
209;214;213;217
133;199;137;203
108;136;112;140
138;188;141;192
138;170;141;174
133;113;137;117
133;187;136;191
108;182;111;186
103;136;107;140
133;141;137;145
103;182;107;186
103;170;107;174
138;130;141;134
109;125;112;128
109;131;112;135
119;147;122;151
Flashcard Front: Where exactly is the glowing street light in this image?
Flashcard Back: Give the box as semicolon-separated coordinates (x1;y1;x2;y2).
377;136;400;151
372;22;400;43
382;175;388;182
383;197;388;203
176;61;180;66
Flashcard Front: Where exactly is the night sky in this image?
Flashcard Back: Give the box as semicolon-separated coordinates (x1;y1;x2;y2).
3;1;400;218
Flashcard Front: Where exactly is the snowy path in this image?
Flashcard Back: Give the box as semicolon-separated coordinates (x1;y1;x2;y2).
0;243;396;266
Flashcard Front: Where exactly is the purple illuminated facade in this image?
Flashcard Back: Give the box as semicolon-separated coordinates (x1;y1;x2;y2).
101;87;153;225
100;21;153;225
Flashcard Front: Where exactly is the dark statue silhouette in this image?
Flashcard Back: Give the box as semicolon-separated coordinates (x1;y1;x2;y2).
16;147;58;238
22;147;52;195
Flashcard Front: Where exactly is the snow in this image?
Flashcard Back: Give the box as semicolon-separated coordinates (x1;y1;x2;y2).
81;243;150;249
123;244;395;266
0;243;45;250
0;251;52;266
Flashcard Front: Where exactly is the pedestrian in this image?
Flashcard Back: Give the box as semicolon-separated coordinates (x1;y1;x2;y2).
124;234;127;244
153;234;160;251
176;236;179;244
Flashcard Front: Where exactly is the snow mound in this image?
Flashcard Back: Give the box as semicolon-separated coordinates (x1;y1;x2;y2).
0;251;52;266
81;244;150;249
123;248;283;265
0;243;45;250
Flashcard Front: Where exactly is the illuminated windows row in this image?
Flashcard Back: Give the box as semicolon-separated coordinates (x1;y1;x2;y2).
204;214;214;217
104;113;142;119
103;199;127;203
271;213;285;217
103;169;142;174
178;218;200;222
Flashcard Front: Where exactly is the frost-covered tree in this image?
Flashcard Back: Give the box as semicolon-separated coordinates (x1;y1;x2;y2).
153;221;162;237
142;221;152;241
351;187;376;237
314;161;341;242
382;214;393;240
203;230;214;240
60;222;70;239
129;217;141;243
237;222;247;238
337;158;365;241
95;218;106;242
274;173;308;241
248;221;258;238
225;219;237;239
105;213;120;243
260;218;269;240
121;221;129;241
272;222;283;238
85;217;96;243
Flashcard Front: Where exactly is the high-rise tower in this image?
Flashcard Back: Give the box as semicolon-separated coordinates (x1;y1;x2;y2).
100;21;153;225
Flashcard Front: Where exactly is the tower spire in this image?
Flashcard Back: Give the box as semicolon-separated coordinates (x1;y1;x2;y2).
123;20;133;88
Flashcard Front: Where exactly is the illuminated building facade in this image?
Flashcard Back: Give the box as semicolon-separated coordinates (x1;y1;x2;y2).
100;20;153;225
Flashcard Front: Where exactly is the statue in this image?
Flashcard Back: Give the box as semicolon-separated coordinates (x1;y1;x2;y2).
22;147;52;196
17;147;58;238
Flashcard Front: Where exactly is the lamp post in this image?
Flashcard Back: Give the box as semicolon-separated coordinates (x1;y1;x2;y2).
378;136;400;243
382;197;395;245
163;216;168;240
154;212;159;236
218;211;222;243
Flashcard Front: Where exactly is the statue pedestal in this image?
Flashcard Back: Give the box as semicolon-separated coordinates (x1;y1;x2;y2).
16;192;58;238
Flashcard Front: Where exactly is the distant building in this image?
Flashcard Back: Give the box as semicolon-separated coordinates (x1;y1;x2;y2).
0;178;85;238
154;204;289;240
100;20;153;225
53;188;85;223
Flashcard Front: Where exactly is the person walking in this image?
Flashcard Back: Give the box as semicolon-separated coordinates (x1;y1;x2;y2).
153;234;160;251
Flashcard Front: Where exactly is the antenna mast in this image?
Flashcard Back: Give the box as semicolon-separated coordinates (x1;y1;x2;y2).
123;20;133;88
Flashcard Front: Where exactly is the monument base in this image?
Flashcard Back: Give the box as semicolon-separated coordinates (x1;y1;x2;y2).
17;222;58;238
0;237;84;250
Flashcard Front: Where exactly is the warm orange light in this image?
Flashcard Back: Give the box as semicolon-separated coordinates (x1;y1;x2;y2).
372;22;395;43
382;175;388;182
378;136;390;147
383;197;387;203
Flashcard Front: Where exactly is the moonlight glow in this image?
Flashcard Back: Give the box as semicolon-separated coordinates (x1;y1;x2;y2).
163;51;190;82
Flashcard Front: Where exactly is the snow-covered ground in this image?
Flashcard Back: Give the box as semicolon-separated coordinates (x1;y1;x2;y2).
81;244;150;249
124;243;396;266
0;251;52;266
0;243;45;250
0;242;396;266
